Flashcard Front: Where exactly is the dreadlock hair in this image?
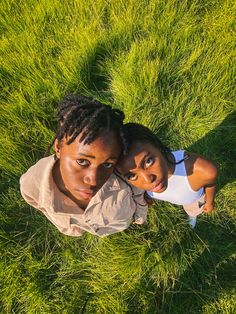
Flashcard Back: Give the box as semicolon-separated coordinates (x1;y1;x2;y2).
45;94;126;156
123;123;185;165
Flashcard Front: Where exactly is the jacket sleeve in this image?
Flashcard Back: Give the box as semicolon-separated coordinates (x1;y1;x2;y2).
132;188;148;224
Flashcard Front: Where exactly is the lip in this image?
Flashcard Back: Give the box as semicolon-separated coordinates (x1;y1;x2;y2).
76;189;95;199
150;181;165;193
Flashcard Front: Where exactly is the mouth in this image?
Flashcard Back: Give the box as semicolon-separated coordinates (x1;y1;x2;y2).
76;189;96;200
150;181;165;193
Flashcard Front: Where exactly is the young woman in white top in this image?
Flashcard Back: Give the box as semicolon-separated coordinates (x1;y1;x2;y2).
117;123;218;228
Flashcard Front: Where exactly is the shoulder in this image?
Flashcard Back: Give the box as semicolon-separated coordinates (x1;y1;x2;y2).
20;155;54;184
100;173;145;204
185;152;218;182
20;155;55;204
111;174;147;209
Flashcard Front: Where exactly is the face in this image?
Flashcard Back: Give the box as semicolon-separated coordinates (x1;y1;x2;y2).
117;142;169;193
54;130;121;202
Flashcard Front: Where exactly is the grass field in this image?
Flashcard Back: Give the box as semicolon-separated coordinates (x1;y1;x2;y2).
0;0;236;313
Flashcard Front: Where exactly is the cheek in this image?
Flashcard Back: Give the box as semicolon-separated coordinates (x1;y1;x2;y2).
157;159;168;177
61;159;82;182
127;179;143;189
134;181;144;189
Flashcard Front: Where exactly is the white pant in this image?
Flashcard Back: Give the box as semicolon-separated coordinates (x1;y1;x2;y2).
183;194;205;217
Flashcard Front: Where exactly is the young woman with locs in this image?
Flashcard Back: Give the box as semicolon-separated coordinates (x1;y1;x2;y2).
20;95;147;237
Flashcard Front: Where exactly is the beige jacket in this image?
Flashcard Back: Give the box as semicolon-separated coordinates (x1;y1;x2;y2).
20;156;147;237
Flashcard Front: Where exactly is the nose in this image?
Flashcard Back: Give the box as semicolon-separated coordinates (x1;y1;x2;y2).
83;168;99;187
141;172;156;184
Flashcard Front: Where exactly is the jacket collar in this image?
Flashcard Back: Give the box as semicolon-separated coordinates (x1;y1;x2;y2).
38;155;57;210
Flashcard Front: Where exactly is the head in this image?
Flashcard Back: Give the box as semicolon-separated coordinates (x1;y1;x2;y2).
50;94;125;202
117;123;171;193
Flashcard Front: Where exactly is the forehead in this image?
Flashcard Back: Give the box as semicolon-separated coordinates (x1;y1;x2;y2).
62;130;121;157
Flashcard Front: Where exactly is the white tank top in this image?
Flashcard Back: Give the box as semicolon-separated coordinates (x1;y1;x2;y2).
147;150;204;205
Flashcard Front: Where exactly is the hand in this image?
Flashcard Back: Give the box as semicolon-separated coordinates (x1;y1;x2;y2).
203;202;214;213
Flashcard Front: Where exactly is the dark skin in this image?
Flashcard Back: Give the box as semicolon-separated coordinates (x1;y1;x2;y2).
52;130;121;210
117;142;218;213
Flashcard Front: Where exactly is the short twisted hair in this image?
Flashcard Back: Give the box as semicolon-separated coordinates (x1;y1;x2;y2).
45;94;126;155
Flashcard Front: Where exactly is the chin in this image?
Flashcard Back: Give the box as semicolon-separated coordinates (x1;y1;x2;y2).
150;181;168;193
158;185;167;193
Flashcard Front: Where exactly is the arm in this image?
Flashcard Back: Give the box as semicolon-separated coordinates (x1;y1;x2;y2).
202;158;218;213
204;183;217;213
186;153;219;213
201;161;218;213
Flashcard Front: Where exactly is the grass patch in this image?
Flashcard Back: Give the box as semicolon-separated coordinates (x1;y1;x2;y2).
0;0;235;312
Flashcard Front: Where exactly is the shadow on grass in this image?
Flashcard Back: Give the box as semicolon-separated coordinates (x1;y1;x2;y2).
187;111;236;190
157;216;236;313
79;43;110;96
156;218;236;314
121;213;236;313
66;32;137;98
60;40;113;98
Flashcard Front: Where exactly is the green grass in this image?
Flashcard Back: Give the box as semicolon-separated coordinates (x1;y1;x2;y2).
0;0;236;313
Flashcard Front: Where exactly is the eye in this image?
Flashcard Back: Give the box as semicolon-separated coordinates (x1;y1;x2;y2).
103;162;115;169
76;159;90;167
126;173;137;181
145;156;154;168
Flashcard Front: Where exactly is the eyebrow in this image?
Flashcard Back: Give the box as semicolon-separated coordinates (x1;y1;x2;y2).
78;153;118;160
123;152;150;177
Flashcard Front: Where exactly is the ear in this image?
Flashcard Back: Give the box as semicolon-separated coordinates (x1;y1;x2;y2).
54;138;61;159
